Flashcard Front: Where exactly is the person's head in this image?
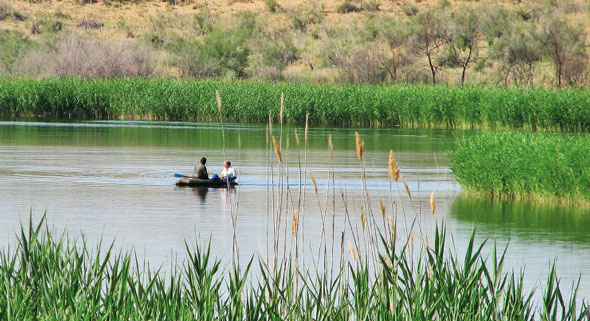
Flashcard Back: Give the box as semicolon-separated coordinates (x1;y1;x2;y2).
200;157;207;165
224;160;231;168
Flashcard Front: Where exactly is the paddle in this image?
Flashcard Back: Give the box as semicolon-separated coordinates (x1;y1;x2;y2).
174;173;188;178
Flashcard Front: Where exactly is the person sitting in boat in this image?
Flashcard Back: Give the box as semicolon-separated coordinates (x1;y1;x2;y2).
192;157;209;179
212;160;237;181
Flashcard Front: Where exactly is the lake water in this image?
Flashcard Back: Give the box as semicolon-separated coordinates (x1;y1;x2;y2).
1;120;589;301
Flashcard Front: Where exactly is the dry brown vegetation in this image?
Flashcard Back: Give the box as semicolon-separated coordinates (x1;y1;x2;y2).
1;0;589;87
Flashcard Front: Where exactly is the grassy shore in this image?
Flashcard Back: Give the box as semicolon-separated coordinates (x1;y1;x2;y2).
3;78;590;130
0;216;587;320
450;131;590;204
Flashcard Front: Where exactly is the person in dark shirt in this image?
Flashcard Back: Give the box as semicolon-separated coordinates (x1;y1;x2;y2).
192;157;209;179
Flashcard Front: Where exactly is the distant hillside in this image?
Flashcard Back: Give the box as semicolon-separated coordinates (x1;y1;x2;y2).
1;0;589;87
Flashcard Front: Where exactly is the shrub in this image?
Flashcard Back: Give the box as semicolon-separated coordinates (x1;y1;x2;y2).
337;1;361;14
289;4;324;31
264;0;280;13
361;0;379;12
401;1;418;16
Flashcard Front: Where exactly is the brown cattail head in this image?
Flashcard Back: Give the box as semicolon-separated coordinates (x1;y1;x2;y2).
388;150;400;181
402;177;411;198
310;171;318;195
268;111;273;132
380;200;385;221
355;131;364;161
360;207;366;231
291;209;298;235
215;90;222;113
348;241;356;260
272;136;282;164
429;192;435;215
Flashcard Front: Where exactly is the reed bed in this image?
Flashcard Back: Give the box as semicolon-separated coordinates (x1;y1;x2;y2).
2;78;590;131
1;214;587;320
450;131;590;204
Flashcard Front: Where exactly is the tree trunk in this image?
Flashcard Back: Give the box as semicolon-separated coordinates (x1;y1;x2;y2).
427;54;437;84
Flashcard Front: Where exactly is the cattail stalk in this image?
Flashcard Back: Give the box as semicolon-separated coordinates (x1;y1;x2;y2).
272;136;282;164
310;171;318;195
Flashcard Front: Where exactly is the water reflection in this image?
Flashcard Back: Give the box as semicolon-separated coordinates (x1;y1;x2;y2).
192;187;209;204
451;195;590;246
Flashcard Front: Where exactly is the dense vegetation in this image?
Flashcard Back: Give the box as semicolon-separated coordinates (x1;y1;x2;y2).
450;131;590;203
0;0;589;87
1;216;587;320
4;78;590;130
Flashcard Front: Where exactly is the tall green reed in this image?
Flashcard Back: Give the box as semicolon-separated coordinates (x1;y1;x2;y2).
450;131;590;203
3;78;590;131
1;214;587;320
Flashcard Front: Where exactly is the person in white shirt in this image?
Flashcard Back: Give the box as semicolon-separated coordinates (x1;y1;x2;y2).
219;160;237;180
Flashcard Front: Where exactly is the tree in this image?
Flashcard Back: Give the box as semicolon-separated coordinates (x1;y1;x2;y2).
492;25;542;87
411;10;448;84
380;19;415;82
444;8;481;85
539;16;587;88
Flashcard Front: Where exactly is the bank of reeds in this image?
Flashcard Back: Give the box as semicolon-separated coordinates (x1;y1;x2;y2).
3;78;590;130
1;214;587;320
450;131;590;204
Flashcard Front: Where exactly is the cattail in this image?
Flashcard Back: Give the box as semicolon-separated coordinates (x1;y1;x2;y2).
388;150;400;181
402;177;411;198
360;207;366;231
291;209;298;235
424;234;429;249
348;241;355;260
355;131;364;161
272;136;282;164
268;111;273;133
294;128;300;146
215;90;222;113
389;217;396;240
280;92;284;124
380;200;385;221
409;231;414;250
430;192;435;215
310;171;318;195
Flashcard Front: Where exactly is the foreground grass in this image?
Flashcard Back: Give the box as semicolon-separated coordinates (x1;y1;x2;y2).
0;215;587;320
450;131;590;204
3;78;590;130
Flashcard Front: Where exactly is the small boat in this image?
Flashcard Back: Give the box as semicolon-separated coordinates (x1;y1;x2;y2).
176;177;238;187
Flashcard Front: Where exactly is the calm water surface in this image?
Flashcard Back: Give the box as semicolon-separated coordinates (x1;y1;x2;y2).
1;120;589;301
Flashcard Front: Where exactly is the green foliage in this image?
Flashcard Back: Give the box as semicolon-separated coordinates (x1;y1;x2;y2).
401;1;418;17
4;79;590;130
0;31;35;76
289;4;324;31
0;217;587;320
450;131;590;203
264;0;280;13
